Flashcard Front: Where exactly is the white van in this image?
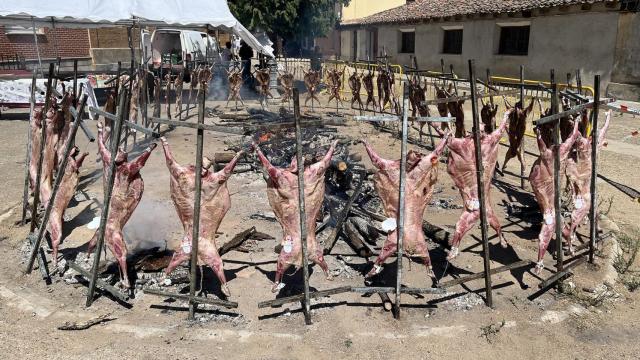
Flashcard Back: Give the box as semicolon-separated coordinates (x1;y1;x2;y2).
148;29;220;70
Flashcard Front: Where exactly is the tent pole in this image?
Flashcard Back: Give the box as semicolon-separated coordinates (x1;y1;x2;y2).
31;18;43;77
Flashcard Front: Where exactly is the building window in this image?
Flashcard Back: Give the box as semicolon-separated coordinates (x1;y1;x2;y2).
399;30;415;53
498;26;530;56
621;0;639;11
442;29;463;54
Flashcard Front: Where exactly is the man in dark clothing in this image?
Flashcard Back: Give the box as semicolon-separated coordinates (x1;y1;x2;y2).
239;41;254;82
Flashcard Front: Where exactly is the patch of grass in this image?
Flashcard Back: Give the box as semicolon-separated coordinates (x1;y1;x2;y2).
621;276;640;292
479;320;505;344
598;196;615;217
344;339;353;348
613;231;640;275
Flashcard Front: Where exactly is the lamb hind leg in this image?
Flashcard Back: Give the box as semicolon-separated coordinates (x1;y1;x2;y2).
310;249;333;281
48;215;63;266
272;257;292;293
365;234;398;279
448;210;480;260
109;230;130;288
200;247;230;297
487;205;509;248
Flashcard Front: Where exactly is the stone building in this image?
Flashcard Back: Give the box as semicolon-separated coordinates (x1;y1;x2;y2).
339;0;640;98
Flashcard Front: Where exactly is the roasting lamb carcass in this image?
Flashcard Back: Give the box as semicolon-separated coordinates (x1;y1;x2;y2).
173;69;184;117
278;71;294;103
501;97;535;172
86;122;157;288
562;111;611;253
40;104;64;208
28;107;44;192
47;146;88;265
480;97;499;133
348;71;364;110
326;69;344;108
362;136;449;279
362;69;377;111
161;137;244;297
529;118;580;274
255;141;337;292
226;67;245;107
254;68;273;103
446;110;512;260
303;69;321;108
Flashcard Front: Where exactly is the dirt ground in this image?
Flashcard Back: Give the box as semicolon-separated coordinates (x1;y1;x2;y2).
1;86;640;359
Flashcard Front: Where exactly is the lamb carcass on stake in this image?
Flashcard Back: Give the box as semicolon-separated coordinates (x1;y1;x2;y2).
348;70;364;111
529;118;580;274
480;97;499;133
161;137;244;297
501;97;535;172
173;68;184;117
164;72;172;117
277;70;294;103
227;66;245;107
254;68;273;103
562;111;611;253
87;122;158;288
48;146;88;266
255;140;337;293
446;110;512;260
28;107;44;192
56;92;75;169
303;69;321;108
326;69;344;108
102;89;117;142
434;83;452;132
362;136;449;279
362;69;377;111
40;104;65;208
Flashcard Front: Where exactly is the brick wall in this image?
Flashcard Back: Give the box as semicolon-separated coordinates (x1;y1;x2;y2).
0;26;90;59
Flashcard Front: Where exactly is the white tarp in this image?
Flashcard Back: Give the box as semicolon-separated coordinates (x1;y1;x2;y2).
0;78;98;119
0;0;273;57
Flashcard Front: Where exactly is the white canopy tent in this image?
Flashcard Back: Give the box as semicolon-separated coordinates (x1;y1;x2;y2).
0;0;273;57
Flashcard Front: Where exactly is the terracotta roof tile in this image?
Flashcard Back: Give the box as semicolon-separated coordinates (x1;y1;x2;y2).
341;0;611;26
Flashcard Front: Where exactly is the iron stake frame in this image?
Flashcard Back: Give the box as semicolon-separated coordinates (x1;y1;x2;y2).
588;75;601;264
86;89;128;307
21;70;37;225
469;60;493;307
25;94;89;274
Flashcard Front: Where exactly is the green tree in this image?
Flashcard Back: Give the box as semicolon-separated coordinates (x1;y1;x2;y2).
228;0;349;40
228;0;300;38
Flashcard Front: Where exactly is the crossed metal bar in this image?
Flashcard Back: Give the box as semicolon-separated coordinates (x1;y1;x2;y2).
25;94;89;274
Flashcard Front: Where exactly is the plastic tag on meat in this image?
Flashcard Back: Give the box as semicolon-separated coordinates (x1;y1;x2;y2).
181;237;192;254
544;212;554;225
574;196;584;209
87;216;101;230
381;218;397;232
283;239;293;254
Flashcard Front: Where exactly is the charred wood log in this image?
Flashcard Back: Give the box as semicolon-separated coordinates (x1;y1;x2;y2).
219;227;256;256
344;220;374;258
349;216;381;245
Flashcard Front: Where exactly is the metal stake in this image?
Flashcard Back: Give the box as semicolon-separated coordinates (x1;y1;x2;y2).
21;70;37;225
188;89;206;319
588;75;600;264
292;88;312;325
469;59;493;307
72;59;78;99
550;70;564;285
394;84;410;319
519;65;525;189
86;89;128;307
25;95;88;273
